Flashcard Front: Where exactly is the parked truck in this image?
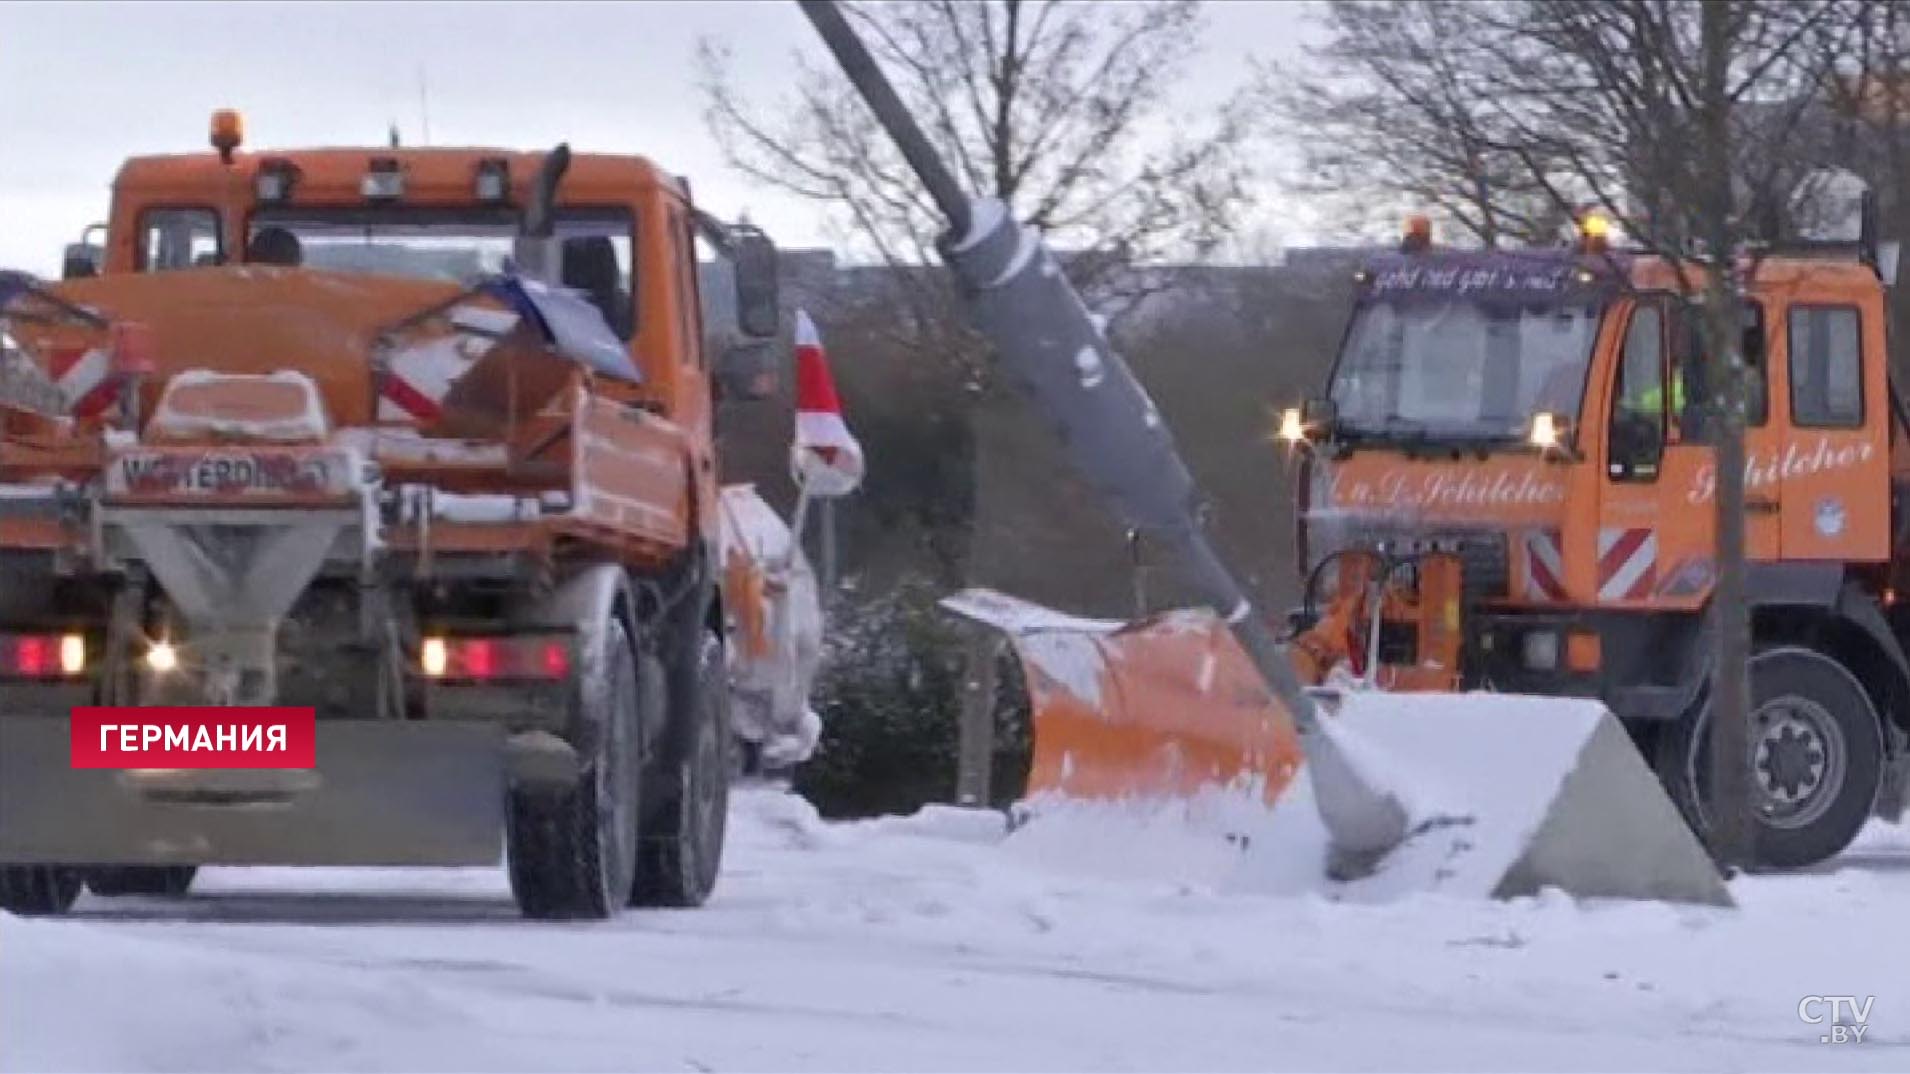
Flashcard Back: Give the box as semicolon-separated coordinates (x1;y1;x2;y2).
1273;214;1910;868
0;111;790;919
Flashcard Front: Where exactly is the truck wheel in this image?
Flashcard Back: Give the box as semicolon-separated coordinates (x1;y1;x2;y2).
634;628;730;908
86;866;197;898
507;615;642;920
1657;646;1884;870
0;866;83;916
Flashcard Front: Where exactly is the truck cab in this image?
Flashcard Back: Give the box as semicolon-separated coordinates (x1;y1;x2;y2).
1286;216;1910;869
96;117;776;466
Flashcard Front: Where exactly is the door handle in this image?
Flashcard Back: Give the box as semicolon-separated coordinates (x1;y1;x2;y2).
1746;497;1780;515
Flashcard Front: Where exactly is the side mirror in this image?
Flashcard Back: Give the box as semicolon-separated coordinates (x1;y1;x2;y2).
713;338;777;402
62;243;101;280
731;227;780;339
1300;396;1338;432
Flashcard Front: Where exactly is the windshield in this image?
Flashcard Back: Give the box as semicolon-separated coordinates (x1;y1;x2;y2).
246;210;636;338
1328;297;1602;440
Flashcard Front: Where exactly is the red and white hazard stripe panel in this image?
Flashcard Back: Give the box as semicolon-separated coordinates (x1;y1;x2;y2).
47;345;122;419
375;306;519;424
1596;526;1658;601
1523;528;1567;601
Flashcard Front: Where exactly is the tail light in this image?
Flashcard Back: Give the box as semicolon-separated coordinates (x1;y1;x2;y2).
419;636;571;682
2;633;88;678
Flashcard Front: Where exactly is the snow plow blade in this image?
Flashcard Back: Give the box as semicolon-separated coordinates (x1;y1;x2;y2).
946;589;1731;906
942;589;1304;805
0;718;505;867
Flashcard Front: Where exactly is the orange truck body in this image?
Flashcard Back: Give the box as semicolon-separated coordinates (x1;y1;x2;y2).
10;148;720;560
1276;237;1910;868
0;120;793;918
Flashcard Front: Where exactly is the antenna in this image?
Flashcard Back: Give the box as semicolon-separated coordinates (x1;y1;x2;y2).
418;65;432;146
388;123;401;149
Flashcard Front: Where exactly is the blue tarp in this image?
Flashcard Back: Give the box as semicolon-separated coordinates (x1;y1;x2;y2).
479;274;642;384
0;270;38;310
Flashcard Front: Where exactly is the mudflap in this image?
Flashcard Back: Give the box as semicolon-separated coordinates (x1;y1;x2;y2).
0;718;505;866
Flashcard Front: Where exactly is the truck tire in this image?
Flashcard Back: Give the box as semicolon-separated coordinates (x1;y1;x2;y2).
86;866;196;898
0;866;83;916
634;628;730;907
506;615;642;920
1657;645;1884;870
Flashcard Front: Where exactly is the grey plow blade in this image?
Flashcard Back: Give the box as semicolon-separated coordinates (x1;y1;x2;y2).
1285;693;1734;907
1493;714;1730;904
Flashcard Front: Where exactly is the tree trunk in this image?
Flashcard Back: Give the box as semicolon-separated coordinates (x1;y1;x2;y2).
1701;0;1753;872
1704;281;1754;871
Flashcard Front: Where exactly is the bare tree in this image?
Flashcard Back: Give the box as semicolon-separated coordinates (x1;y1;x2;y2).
1278;1;1863;250
1478;0;1863;870
1270;0;1569;247
1823;8;1910;376
699;0;1258;369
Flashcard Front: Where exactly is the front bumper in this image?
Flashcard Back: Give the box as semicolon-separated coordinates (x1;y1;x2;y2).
1469;608;1707;721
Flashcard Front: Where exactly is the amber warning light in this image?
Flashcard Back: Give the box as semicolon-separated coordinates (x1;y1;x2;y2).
1579;212;1612;254
210;109;244;163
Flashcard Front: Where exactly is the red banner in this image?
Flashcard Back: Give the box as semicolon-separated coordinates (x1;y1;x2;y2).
70;707;317;769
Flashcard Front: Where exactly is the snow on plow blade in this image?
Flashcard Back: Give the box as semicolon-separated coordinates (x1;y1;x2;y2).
944;588;1731;906
0;718;504;866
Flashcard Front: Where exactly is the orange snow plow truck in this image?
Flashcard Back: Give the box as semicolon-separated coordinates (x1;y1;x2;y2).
0;112;800;919
954;213;1910;874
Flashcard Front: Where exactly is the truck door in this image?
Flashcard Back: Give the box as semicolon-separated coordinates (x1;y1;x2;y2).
1598;297;1780;608
1777;299;1890;561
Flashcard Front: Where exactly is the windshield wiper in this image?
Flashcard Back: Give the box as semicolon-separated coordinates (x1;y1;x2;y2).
1337;417;1428;442
1334;418;1526;457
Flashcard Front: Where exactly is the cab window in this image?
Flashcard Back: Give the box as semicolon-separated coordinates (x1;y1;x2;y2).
1740;301;1769;427
1788;305;1863;428
138;208;222;271
245;208;636;340
557;216;635;341
1608;303;1665;481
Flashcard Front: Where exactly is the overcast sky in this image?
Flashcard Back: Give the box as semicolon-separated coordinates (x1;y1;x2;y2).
0;0;1319;277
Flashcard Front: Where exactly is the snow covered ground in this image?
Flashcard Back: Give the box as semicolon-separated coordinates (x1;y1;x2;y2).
2;788;1907;1072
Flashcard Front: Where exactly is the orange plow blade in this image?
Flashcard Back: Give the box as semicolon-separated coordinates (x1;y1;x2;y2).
940;588;1302;806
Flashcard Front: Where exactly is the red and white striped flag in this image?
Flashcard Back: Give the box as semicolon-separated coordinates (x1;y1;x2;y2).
791;309;864;497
